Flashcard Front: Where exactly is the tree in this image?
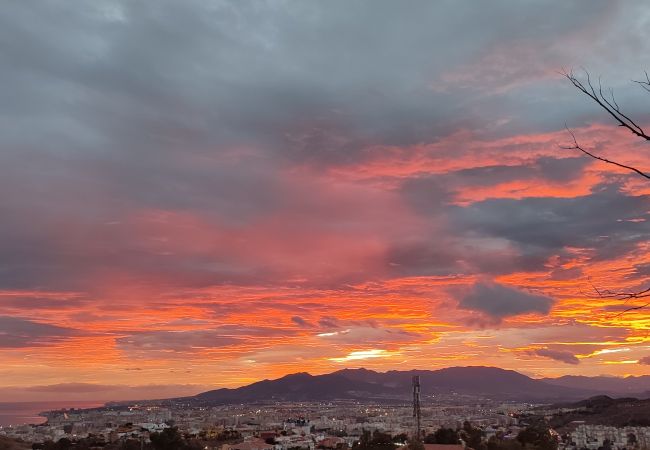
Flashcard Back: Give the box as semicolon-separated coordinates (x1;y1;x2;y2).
563;69;650;310
516;423;557;450
54;439;71;450
598;439;612;450
150;427;188;450
487;436;523;450
425;428;460;445
407;437;424;450
117;440;146;450
357;429;372;449
354;430;397;450
626;433;637;447
461;422;486;450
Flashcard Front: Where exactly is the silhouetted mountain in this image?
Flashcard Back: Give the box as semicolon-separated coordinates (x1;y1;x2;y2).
193;366;600;404
542;375;650;397
549;395;650;428
195;371;391;403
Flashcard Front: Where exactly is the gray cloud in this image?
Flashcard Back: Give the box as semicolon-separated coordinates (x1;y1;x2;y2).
115;330;243;352
116;325;297;353
0;295;89;312
450;156;590;188
639;356;650;365
291;316;314;328
533;348;580;365
449;183;650;273
0;383;209;402
548;266;584;281
318;316;342;329
393;168;650;279
0;316;80;348
0;0;647;298
628;263;650;280
5;0;607;162
535;156;591;183
24;383;126;393
459;282;554;320
316;326;419;346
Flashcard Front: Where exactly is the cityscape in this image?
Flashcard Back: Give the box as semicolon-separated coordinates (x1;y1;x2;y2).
1;368;649;449
1;1;650;450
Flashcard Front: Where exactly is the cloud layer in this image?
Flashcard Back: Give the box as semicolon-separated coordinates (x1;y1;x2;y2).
0;1;649;398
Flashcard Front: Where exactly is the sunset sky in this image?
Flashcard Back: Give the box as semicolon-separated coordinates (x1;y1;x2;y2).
2;1;650;402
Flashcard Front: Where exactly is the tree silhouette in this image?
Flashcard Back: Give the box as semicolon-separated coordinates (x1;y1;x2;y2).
150;427;198;450
562;69;650;311
424;428;460;445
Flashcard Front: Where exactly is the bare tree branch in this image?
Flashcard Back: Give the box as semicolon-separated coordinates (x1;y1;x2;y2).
562;69;650;141
633;71;650;93
562;69;650;313
560;126;650;180
583;283;650;318
595;287;650;300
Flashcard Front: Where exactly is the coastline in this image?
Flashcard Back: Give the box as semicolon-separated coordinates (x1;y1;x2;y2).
0;401;105;428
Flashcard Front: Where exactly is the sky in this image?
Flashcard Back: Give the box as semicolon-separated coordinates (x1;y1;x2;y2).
1;0;650;402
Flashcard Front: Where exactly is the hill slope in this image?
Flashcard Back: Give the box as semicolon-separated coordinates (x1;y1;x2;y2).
549;396;650;428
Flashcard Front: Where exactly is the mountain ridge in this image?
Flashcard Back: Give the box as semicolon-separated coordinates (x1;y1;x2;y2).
191;366;633;404
541;374;650;395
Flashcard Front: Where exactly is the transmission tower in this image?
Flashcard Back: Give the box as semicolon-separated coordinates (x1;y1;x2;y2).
412;375;421;441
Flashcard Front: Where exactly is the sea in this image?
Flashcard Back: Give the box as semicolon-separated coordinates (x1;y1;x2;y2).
0;401;104;428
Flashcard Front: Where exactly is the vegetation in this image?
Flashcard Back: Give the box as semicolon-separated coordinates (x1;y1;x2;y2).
487;436;525;450
424;427;460;445
461;421;486;450
548;396;650;429
149;427;202;450
0;435;30;450
354;430;396;450
391;433;408;445
516;422;558;450
406;437;424;450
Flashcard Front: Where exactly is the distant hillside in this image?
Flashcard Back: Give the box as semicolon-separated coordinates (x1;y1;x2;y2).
193;366;599;404
195;372;391;403
549;395;650;428
542;375;650;397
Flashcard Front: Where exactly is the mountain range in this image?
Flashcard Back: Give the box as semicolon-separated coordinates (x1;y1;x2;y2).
541;374;650;396
190;367;650;404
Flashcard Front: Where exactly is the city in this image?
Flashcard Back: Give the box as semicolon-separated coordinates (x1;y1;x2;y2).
2;373;649;449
